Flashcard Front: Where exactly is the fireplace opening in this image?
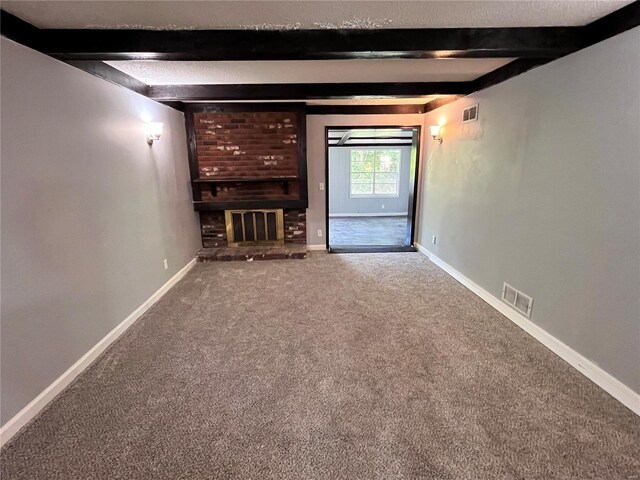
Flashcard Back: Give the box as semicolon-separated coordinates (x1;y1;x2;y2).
225;209;284;247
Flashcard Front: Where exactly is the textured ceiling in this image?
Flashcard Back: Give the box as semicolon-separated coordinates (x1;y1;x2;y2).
2;1;633;29
106;58;514;85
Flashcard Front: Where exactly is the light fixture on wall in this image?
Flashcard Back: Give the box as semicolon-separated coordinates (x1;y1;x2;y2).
145;122;164;146
430;125;443;144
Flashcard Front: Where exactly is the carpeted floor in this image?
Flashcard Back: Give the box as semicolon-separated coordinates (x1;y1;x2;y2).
1;253;639;479
329;216;408;246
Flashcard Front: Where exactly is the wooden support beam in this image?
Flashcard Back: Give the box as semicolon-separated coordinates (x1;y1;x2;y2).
4;21;583;61
147;83;472;102
66;61;149;96
2;2;637;103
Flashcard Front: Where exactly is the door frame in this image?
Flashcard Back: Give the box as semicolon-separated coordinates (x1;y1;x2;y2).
324;125;422;253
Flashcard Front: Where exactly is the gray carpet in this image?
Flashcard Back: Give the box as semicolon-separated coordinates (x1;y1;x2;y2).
1;253;639;479
329;216;408;246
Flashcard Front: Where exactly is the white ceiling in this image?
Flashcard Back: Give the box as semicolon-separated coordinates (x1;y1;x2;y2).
2;1;633;29
106;58;514;85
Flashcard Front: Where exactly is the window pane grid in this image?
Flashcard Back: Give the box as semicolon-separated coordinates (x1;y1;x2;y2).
350;149;400;196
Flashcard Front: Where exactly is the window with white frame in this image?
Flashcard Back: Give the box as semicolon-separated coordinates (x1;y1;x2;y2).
350;149;401;197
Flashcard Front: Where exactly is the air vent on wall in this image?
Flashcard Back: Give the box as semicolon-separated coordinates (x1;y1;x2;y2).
463;104;479;123
502;282;533;318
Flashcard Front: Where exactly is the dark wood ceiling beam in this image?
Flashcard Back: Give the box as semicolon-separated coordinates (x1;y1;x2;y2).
147;83;473;102
38;27;582;61
3;3;635;64
0;12;153;98
1;2;637;105
470;58;550;93
582;0;640;47
468;3;640;95
0;9;583;61
66;61;149;96
0;9;42;49
159;101;186;112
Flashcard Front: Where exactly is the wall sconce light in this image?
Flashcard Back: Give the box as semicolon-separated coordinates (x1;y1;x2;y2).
145;122;163;146
430;125;443;144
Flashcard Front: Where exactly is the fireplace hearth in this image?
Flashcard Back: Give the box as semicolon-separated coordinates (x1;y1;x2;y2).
185;103;309;261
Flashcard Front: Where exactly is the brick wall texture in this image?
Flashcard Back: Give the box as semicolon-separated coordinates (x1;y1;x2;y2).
193;109;306;247
284;210;307;244
200;211;227;248
194;111;299;179
200;209;306;247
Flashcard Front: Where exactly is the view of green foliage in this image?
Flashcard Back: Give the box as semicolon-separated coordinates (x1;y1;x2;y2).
350;149;400;196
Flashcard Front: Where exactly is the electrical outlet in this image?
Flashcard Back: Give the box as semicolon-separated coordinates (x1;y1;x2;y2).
163;259;168;270
381;204;385;209
319;182;325;191
432;236;437;245
317;229;323;237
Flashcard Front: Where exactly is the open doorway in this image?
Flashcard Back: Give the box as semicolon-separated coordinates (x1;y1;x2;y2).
325;126;421;253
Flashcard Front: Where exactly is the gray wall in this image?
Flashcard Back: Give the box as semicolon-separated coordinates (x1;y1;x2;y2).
306;114;425;246
0;38;202;424
416;28;640;393
328;146;412;215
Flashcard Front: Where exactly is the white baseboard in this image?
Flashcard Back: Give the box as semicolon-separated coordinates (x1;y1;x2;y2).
415;243;640;415
0;258;198;447
329;212;408;218
307;244;327;251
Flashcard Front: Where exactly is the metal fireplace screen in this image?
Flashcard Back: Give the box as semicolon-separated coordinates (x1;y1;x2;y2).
224;209;284;247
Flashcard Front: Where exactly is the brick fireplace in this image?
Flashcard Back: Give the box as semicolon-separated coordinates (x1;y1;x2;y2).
184;104;308;260
200;209;306;248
